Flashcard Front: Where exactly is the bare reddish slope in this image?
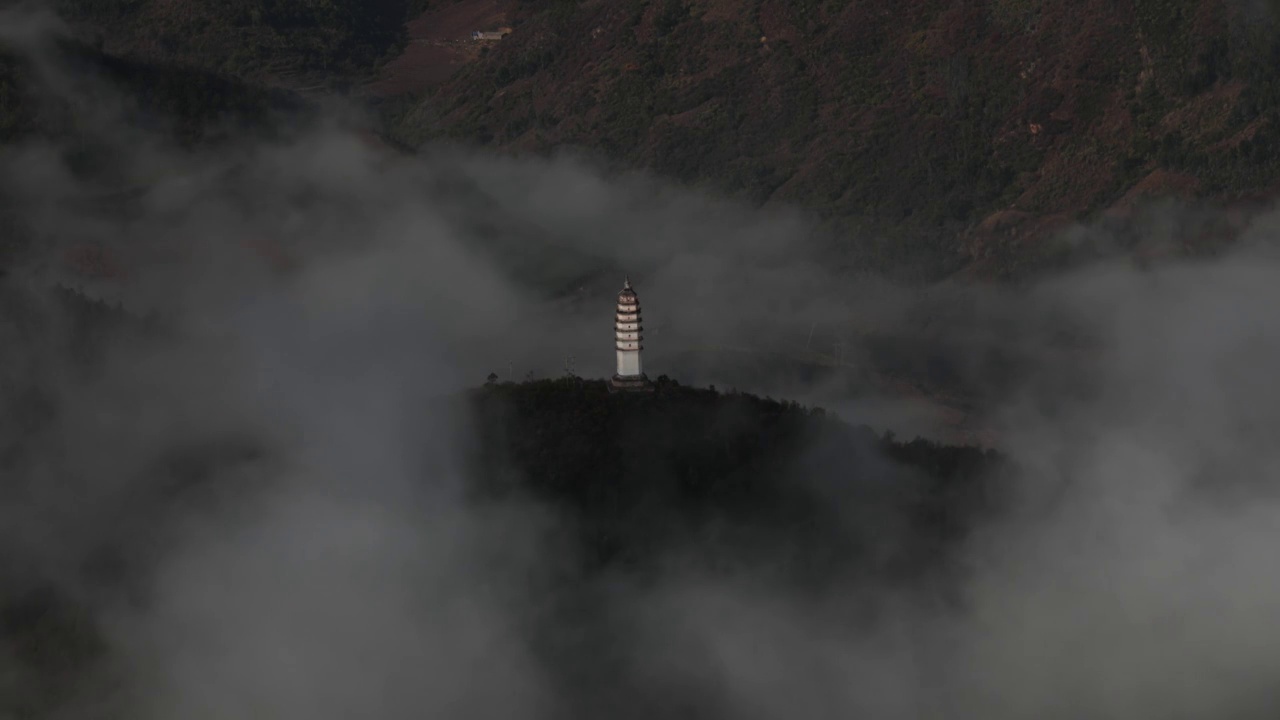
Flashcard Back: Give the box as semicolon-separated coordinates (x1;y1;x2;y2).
365;0;513;97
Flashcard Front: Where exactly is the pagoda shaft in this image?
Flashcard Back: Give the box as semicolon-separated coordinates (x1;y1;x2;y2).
615;293;643;377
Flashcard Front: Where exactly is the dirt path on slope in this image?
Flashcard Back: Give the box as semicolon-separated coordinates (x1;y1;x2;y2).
364;0;512;98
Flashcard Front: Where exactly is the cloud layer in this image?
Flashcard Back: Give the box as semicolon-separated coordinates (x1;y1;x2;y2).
5;7;1280;719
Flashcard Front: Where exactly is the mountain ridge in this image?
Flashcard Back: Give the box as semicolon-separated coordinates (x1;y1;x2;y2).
383;0;1280;279
21;0;1280;280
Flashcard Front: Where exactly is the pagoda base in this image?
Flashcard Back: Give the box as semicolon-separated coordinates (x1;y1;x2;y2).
609;373;655;393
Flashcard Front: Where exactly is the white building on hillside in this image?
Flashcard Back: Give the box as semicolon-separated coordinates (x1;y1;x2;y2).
472;27;512;41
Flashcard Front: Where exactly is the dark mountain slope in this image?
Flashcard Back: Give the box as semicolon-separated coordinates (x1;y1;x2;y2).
36;0;1280;279
0;38;313;149
387;0;1280;279
56;0;412;88
0;38;317;270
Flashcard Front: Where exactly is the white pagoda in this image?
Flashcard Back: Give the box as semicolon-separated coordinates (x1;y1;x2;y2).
610;277;654;393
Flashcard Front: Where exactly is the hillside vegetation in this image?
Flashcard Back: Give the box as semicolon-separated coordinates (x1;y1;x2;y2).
388;0;1280;279
468;376;1004;584
21;0;1280;279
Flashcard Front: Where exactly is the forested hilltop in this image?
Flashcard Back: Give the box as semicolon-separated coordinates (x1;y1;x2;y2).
0;287;1007;719
467;376;1004;584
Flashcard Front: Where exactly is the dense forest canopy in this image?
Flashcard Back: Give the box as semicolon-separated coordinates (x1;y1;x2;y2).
468;377;1004;584
387;0;1280;279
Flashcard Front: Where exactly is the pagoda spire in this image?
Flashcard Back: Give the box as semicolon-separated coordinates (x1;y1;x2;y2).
610;275;654;393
